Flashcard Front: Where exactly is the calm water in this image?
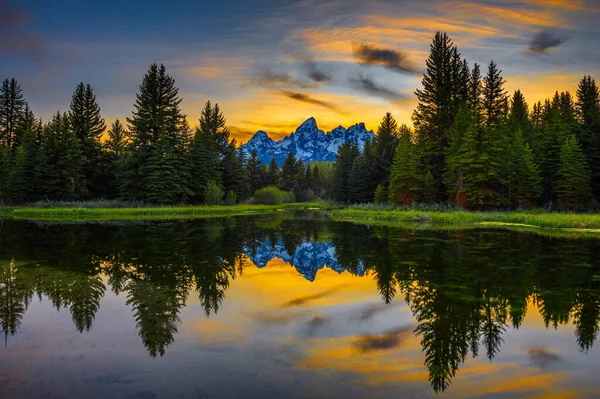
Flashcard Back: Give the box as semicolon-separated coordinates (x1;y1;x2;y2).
1;213;600;399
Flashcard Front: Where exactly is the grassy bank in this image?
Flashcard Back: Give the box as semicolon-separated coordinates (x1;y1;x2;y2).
328;206;600;232
0;202;325;221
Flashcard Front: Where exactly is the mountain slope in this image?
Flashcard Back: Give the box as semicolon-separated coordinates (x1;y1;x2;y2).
241;117;375;164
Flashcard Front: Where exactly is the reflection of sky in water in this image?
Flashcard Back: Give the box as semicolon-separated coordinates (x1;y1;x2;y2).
2;256;599;399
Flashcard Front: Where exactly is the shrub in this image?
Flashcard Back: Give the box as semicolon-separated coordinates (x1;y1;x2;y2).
296;189;316;203
282;190;296;203
204;181;224;205
252;186;284;205
224;190;237;206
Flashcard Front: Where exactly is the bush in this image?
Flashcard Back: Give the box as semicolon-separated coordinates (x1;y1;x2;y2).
224;190;237;206
282;190;296;203
252;186;284;205
374;184;387;205
204;181;224;205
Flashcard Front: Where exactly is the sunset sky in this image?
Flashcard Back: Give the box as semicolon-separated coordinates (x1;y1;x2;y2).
2;0;600;142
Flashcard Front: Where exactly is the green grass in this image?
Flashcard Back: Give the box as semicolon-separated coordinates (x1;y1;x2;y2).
0;202;325;221
328;207;600;231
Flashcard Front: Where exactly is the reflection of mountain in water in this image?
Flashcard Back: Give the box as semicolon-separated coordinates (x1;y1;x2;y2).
245;238;365;281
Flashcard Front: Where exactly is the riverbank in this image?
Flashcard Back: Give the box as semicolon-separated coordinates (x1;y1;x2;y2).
0;202;325;221
327;206;600;232
1;203;600;235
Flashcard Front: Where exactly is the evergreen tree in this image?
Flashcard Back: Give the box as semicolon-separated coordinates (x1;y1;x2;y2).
5;129;41;203
221;142;248;202
267;157;279;187
508;90;533;146
505;131;542;208
456;117;504;209
0;146;9;204
246;149;262;194
39;112;86;200
576;75;600;199
413;32;467;200
556;135;591;208
482;61;508;129
189;101;229;202
105;119;128;156
389;127;421;205
0;78;26;151
468;63;482;112
140;135;191;203
312;164;324;197
374;184;387;204
330;142;360;202
372;112;399;188
122;64;190;202
281;152;298;191
444;105;472;202
69;83;107;198
348;153;372;203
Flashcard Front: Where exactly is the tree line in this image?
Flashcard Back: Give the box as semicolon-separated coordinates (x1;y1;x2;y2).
2;31;599;210
0;65;327;205
331;32;600;210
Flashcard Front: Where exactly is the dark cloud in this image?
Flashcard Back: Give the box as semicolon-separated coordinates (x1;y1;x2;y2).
354;325;413;352
0;1;43;61
251;311;307;326
278;90;345;114
352;74;407;101
299;56;332;83
527;347;562;370
355;302;398;322
528;30;568;53
250;68;316;89
280;287;342;308
353;44;417;74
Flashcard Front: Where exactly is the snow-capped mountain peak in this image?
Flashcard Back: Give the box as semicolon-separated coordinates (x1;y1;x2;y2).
241;118;375;164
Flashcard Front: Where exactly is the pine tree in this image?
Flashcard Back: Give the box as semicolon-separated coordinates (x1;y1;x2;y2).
509;90;533;146
40;112;86;200
140;135;191;203
389;127;421;205
123;64;190;202
0;78;26;151
535;104;569;203
221;142;248;202
456;117;504;209
330;142;360;202
348;154;372;203
374;184;387;204
372;112;399;188
246;149;262;194
556;135;591;208
413;32;467;201
267;157;279;187
5;129;41;203
281;152;298;191
312;164;325;197
105;119;128;156
69;83;107;198
576;75;600;199
505;131;542;208
444;105;472;201
482;61;508;129
189;101;229;202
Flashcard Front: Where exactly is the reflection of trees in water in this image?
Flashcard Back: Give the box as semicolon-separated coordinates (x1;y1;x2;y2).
0;215;600;391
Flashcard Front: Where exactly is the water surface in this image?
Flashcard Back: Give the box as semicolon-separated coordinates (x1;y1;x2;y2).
1;213;600;398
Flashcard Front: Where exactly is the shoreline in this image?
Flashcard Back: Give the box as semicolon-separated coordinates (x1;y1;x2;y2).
1;203;600;236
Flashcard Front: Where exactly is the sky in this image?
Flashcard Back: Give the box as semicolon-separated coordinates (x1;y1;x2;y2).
2;0;600;142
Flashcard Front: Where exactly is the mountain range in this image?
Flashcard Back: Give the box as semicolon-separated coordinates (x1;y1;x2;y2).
241;117;375;164
244;238;365;282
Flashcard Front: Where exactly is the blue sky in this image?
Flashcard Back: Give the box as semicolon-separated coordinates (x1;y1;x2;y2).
2;0;600;141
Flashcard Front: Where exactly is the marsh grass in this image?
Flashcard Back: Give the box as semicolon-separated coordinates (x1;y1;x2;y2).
0;202;325;221
329;206;600;230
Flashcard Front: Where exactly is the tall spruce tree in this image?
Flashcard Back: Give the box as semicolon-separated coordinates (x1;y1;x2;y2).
505;131;542;208
246;149;262;194
281;152;298;191
0;78;26;151
388;126;421;205
348;154;372;203
40;112;86;200
372;112;399;188
556;135;591;208
413;32;467;200
482;61;508;129
123;64;190;202
330;142;360;202
576;75;600;199
444;105;472;202
69;83;108;198
267;157;279;187
508;90;533;146
190;101;229;202
105;119;128;157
